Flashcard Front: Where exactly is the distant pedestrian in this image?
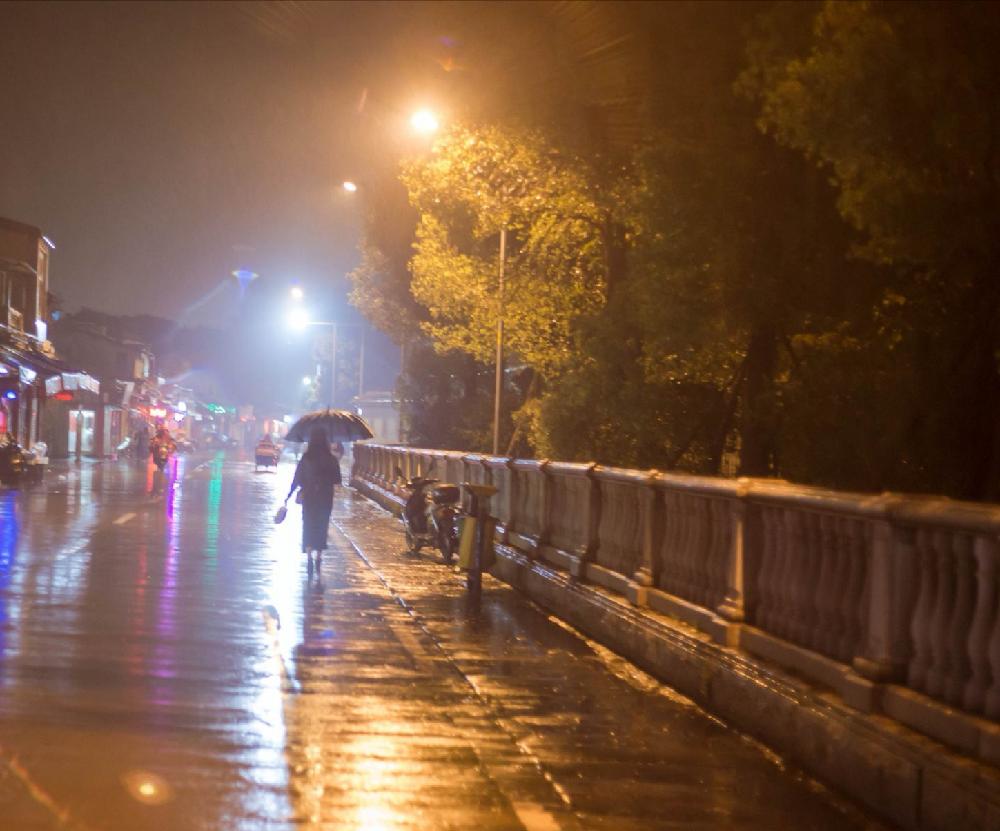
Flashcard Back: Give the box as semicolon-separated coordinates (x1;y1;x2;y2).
286;426;342;573
133;425;150;459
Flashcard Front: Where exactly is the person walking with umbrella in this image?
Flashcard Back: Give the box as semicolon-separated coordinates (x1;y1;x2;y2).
286;425;342;574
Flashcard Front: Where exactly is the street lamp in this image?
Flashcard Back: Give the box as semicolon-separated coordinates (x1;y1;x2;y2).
342;180;358;193
287;308;310;330
290;286;304;301
286;310;366;409
302;376;312;386
410;108;439;135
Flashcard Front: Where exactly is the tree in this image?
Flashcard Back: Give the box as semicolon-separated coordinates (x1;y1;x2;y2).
402;123;608;376
744;0;1000;498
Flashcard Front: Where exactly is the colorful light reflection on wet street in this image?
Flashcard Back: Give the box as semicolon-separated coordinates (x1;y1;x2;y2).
0;455;884;830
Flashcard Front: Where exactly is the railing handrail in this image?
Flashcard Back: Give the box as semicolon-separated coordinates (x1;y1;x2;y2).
352;441;1000;736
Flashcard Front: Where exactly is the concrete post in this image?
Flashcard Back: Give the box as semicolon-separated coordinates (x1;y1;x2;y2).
716;485;748;624
853;502;913;683
631;472;658;607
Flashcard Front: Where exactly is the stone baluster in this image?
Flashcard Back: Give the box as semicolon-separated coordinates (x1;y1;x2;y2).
812;514;837;654
944;534;975;705
836;518;867;663
825;517;851;659
508;460;546;556
797;512;822;651
673;494;692;600
785;508;809;646
351;443;364;482
658;490;677;596
771;508;796;641
821;514;846;656
785;510;809;646
506;462;522;546
768;506;789;634
752;505;776;630
907;529;937;691
965;535;1000;713
854;508;914;684
485;457;513;543
685;495;699;598
378;445;388;483
705;498;727;609
656;491;675;596
690;496;712;606
925;531;957;699
982;538;1000;717
810;514;831;652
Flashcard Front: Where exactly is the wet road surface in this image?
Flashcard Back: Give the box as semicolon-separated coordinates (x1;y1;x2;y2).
0;454;886;830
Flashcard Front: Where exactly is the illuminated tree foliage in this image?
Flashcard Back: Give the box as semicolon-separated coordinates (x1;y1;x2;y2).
401;124;608;378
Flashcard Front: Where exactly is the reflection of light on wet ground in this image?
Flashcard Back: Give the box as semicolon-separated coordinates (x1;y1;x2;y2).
0;492;18;669
150;458;183;708
122;769;174;805
355;804;396;831
1;471;97;688
203;454;223;576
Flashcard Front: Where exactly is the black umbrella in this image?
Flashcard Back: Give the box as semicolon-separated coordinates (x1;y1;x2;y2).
285;409;374;443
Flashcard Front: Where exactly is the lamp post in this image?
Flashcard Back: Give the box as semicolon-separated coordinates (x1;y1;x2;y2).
493;228;506;456
286;297;366;409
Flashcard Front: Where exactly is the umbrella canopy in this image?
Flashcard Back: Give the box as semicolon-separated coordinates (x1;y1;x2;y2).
285;409;374;443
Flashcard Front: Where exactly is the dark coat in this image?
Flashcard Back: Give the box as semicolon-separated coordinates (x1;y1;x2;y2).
291;451;341;501
290;451;342;552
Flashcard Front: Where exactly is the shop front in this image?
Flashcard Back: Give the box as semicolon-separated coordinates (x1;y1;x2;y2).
1;345;61;451
43;372;102;459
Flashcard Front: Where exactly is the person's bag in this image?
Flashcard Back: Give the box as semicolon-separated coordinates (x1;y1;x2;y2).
274;503;288;524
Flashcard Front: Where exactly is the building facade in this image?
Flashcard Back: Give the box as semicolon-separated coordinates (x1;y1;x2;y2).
0;217;58;449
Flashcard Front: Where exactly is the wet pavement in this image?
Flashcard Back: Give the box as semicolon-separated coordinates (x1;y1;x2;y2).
0;454;887;830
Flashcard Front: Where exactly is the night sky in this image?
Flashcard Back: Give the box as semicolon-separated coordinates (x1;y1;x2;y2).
0;1;456;321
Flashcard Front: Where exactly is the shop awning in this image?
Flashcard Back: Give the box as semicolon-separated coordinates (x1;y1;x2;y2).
0;344;100;395
45;372;100;396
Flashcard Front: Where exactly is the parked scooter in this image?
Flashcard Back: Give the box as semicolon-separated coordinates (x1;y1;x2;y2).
0;434;27;485
395;465;462;563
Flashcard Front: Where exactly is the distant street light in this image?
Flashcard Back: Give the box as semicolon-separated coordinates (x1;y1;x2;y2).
231;269;259;295
342;180;358;193
287;308;310;330
302;376;312;386
410;108;439;135
290;286;304;301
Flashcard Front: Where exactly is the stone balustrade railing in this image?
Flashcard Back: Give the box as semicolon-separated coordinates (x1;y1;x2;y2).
351;443;1000;758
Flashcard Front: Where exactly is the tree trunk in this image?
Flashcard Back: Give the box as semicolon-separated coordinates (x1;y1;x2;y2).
739;325;779;477
602;220;628;298
957;302;1000;500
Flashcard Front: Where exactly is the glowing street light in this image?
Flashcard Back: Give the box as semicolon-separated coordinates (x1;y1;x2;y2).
290;286;304;300
302;376;312;386
410;108;439;135
342;180;358;193
287;308;310;330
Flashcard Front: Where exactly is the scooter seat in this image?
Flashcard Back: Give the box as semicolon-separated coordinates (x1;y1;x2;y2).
431;484;460;505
